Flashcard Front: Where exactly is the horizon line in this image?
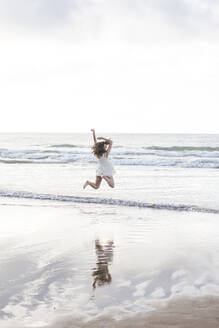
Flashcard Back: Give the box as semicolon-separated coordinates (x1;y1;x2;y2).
0;131;219;135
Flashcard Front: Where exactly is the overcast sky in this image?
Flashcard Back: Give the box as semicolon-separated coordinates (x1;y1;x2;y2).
0;0;219;133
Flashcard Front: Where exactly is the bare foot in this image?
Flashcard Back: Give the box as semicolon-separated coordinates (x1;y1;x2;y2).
83;180;89;189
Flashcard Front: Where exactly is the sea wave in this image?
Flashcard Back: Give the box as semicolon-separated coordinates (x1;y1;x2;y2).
1;147;219;168
146;146;219;151
50;144;82;148
0;190;218;214
0;159;32;164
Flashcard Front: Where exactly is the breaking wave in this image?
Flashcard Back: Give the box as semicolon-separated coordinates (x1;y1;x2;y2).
50;144;83;148
1;145;219;168
146;146;219;152
0;190;218;214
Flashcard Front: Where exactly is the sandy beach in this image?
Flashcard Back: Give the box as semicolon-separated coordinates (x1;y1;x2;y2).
45;296;219;328
1;200;219;327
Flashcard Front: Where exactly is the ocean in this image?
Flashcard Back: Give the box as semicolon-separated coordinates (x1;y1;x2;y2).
0;133;219;327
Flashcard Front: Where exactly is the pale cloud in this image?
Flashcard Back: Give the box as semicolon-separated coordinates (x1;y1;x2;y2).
1;0;219;42
0;0;219;132
0;0;77;26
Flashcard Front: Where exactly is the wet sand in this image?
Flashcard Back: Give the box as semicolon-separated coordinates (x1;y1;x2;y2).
1;204;219;328
44;296;219;328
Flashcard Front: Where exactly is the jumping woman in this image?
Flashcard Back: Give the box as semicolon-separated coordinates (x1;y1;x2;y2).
83;129;115;189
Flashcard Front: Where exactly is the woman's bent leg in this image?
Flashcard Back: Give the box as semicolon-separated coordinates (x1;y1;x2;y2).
83;176;102;189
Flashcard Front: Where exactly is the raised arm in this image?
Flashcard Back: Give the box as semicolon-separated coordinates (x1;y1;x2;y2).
91;129;97;145
105;139;113;157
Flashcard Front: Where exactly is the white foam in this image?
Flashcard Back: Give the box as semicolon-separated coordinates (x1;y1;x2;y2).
1;147;219;168
0;190;218;214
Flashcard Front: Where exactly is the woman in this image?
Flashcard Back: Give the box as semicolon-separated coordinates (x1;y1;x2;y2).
83;129;115;189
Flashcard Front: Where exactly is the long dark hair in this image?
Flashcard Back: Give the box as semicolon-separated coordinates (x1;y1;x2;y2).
92;141;109;158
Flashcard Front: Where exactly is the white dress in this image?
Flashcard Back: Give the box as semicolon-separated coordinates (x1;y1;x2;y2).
96;154;115;177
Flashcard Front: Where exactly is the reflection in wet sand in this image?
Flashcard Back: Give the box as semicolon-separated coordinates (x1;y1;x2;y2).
92;240;114;289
